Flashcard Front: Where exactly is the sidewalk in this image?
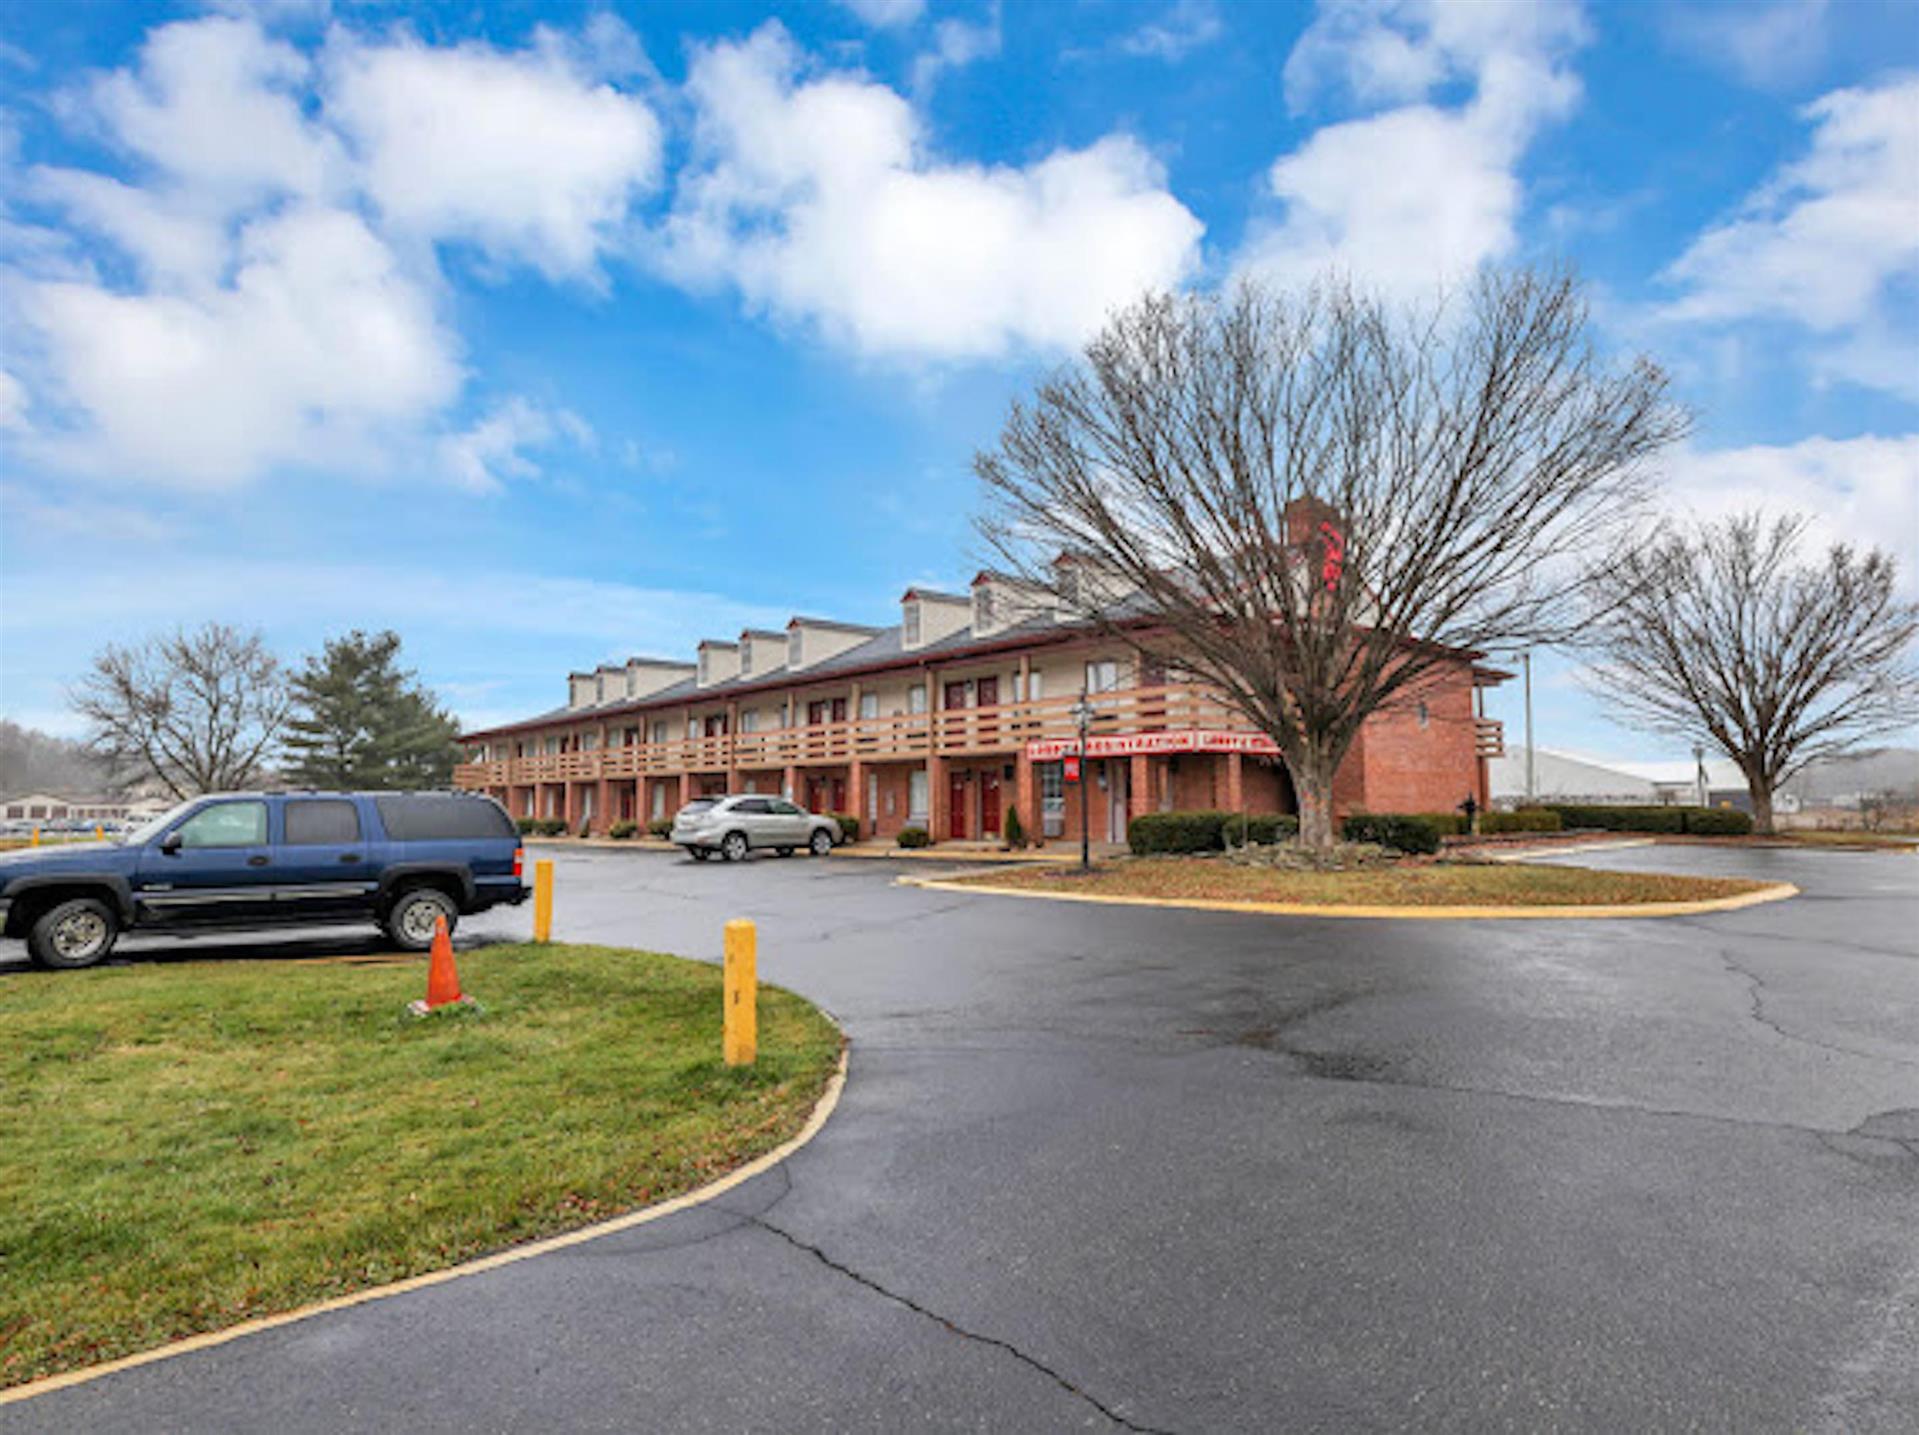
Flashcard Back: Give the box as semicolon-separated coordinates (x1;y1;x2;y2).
522;835;1089;864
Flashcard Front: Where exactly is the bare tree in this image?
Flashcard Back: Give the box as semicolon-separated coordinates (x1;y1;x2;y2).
1582;512;1919;833
975;269;1689;848
72;624;291;799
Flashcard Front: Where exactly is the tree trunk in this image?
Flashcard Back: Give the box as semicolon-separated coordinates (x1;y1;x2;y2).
1290;744;1339;851
1748;778;1776;836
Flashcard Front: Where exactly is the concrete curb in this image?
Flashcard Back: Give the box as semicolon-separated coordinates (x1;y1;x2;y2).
524;836;1077;864
895;873;1801;921
0;1044;850;1407
1482;838;1657;863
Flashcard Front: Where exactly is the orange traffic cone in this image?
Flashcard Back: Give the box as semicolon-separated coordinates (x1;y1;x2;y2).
425;914;463;1008
408;915;472;1017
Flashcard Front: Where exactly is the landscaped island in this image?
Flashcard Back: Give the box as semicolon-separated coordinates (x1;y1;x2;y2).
939;856;1780;912
0;944;841;1389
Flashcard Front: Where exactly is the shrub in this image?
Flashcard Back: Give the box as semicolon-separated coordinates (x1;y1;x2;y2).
516;817;539;836
1003;805;1025;849
608;820;637;840
1482;809;1563;835
535;818;567;837
1341;813;1442;855
577;818;593;839
647;818;673;840
1129;810;1228;855
828;812;861;843
1222;812;1300;846
1411;811;1466;837
1683;807;1753;836
897;826;931;849
1535;804;1750;836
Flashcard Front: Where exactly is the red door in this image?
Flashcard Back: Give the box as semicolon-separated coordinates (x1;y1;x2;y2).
944;682;968;710
949;772;968;840
981;772;1002;837
830;777;847;812
975;677;998;706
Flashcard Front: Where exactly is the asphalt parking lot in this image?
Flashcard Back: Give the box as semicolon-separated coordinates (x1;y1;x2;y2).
6;842;1919;1432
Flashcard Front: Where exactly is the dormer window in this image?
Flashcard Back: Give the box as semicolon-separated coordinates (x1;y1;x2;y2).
904;604;921;646
595;674;605;703
698;650;710;684
740;644;753;676
974;586;995;630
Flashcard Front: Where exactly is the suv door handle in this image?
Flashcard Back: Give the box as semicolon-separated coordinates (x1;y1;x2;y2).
339;853;362;863
247;855;270;867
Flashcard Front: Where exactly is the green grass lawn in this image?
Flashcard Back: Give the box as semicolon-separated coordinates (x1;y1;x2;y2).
949;857;1773;907
0;944;841;1388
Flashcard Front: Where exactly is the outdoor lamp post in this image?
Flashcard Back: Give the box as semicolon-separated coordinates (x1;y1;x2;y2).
1071;690;1096;871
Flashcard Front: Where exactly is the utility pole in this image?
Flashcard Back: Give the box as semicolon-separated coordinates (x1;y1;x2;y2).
1693;742;1707;807
1523;648;1535;804
1071;690;1095;871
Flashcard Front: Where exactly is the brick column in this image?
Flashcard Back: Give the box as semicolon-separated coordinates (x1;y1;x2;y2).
678;773;695;810
784;765;802;804
848;760;866;837
1225;752;1244;812
596;777;613;835
1129;754;1152;820
927;754;948;840
564;782;583;834
1015;751;1038;847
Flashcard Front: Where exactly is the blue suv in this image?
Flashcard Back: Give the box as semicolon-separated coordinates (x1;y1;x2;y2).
0;791;528;969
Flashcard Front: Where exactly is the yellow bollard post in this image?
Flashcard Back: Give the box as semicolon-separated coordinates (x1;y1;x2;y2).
30;827;39;847
532;859;554;943
95;825;104;841
723;918;757;1067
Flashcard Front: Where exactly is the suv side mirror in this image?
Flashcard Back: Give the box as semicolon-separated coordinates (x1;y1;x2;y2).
159;831;183;855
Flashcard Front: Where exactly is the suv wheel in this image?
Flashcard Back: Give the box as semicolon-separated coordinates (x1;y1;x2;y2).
809;829;834;857
29;896;120;970
689;847;711;862
386;887;458;952
720;830;749;863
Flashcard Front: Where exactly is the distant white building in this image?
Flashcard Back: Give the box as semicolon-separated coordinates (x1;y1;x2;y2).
1489;748;1657;807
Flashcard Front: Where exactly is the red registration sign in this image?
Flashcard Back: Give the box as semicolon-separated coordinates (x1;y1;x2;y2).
1063;755;1081;782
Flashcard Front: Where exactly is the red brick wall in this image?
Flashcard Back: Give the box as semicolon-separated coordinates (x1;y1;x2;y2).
1348;663;1479;815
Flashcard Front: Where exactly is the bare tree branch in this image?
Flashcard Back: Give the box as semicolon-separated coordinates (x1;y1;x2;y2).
70;624;291;798
974;267;1689;848
1580;511;1919;832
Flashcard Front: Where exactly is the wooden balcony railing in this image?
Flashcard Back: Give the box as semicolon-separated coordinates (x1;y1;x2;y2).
455;683;1270;790
1474;717;1505;758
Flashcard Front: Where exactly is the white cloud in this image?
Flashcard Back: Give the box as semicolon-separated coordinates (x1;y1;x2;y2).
437;397;591;494
1240;0;1586;300
5;13;652;491
657;23;1202;360
1661;0;1831;90
1660;73;1919;398
1118;0;1224;62
0;370;26;430
21;204;463;488
324;28;663;283
1659;434;1919;590
835;0;926;29
911;7;1002;93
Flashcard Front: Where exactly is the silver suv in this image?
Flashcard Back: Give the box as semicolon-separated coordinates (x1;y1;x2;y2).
671;796;842;862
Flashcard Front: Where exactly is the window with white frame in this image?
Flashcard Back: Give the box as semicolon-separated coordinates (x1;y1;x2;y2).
651;719;668;744
1029;670;1044;702
741;709;759;734
904;603;921;646
859;692;879;720
687;717;700;740
907;685;927;715
1085;659;1120;694
908;769;929;820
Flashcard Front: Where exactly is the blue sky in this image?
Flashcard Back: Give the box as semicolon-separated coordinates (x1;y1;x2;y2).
1;0;1914;763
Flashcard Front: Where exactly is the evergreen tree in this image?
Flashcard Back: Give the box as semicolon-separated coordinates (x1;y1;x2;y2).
282;631;462;790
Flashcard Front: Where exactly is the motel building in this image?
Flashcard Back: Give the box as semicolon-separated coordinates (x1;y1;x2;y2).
454;556;1509;848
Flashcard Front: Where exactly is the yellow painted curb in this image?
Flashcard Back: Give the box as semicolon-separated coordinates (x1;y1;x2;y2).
1;1045;849;1407
896;874;1801;921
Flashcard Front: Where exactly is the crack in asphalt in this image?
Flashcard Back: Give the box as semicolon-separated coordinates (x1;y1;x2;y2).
1711;946;1919;1072
743;1213;1177;1435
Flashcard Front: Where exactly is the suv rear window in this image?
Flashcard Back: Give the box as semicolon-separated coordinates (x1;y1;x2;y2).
285;799;361;845
374;794;515;841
